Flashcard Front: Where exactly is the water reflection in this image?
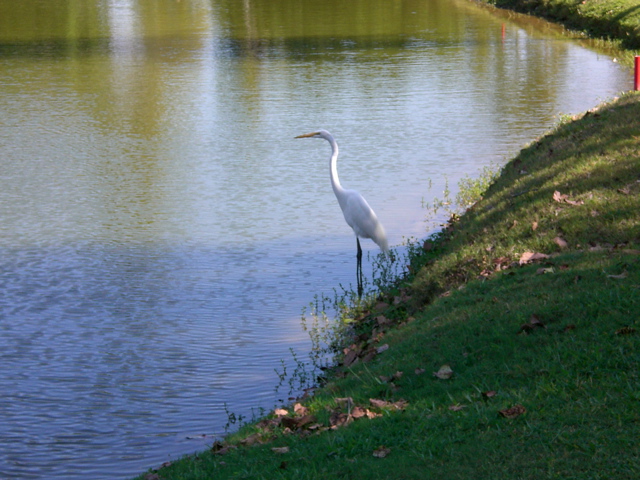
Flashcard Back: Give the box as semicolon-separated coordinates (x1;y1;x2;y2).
0;0;631;478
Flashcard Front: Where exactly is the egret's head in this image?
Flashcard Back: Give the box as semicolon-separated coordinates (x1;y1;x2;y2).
295;129;331;140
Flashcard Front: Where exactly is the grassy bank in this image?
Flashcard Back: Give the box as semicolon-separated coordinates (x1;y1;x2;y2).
134;88;640;479
481;0;640;49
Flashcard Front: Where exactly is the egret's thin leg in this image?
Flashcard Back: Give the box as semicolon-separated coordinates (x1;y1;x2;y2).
356;238;363;298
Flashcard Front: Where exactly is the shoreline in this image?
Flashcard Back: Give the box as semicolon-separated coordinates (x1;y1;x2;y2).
475;0;640;50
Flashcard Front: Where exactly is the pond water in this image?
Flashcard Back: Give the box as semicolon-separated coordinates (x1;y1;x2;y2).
0;0;631;478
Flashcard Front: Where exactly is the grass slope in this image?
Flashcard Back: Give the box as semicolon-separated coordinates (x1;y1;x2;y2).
482;0;640;49
134;89;640;480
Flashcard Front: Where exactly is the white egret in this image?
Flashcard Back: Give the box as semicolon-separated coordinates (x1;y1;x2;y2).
295;130;388;295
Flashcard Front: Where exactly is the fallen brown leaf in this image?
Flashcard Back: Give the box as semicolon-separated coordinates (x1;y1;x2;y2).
553;190;567;202
553;190;584;205
415;368;426;375
214;445;237;455
607;271;628;279
351;406;368;418
615;327;637;336
449;404;466;411
433;364;453;380
536;267;554;275
529;314;546;328
271;446;290;454
499;404;526;419
240;433;263;446
372;446;391;458
518;315;546;334
273;408;288;417
369;398;408;410
280;416;299;430
361;349;377;363
493;256;511;266
553;237;568;249
294;403;309;416
293;414;317;428
329;412;352;428
519;251;550;265
482;390;498;399
342;349;358;367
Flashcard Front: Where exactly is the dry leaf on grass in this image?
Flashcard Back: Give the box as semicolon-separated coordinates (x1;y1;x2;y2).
373;446;391;458
342;349;359;367
351;406;380;419
329;412;352;428
281;414;317;430
369;398;408;410
536;267;555;275
240;433;264;446
214;445;237;455
482;390;498;399
529;314;546;328
271;446;290;454
293;403;309;416
433;364;453;380
615;327;637;336
553;237;568;249
449;404;466;411
519;314;546;334
553;190;584;206
519;251;550;265
607;271;628;279
499;404;526;419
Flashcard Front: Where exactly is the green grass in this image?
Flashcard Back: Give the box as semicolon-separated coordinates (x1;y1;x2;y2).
483;0;640;49
133;89;640;480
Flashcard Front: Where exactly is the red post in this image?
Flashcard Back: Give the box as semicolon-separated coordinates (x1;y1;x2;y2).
636;56;640;91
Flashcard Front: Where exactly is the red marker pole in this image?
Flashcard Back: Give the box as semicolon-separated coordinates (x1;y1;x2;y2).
635;56;640;91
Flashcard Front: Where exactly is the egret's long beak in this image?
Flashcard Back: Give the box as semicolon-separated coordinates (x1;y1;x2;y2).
294;132;318;139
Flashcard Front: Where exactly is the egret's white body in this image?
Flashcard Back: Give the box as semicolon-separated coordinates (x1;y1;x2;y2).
295;130;388;256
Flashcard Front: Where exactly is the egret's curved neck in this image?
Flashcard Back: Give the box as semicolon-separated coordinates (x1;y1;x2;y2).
327;136;344;197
